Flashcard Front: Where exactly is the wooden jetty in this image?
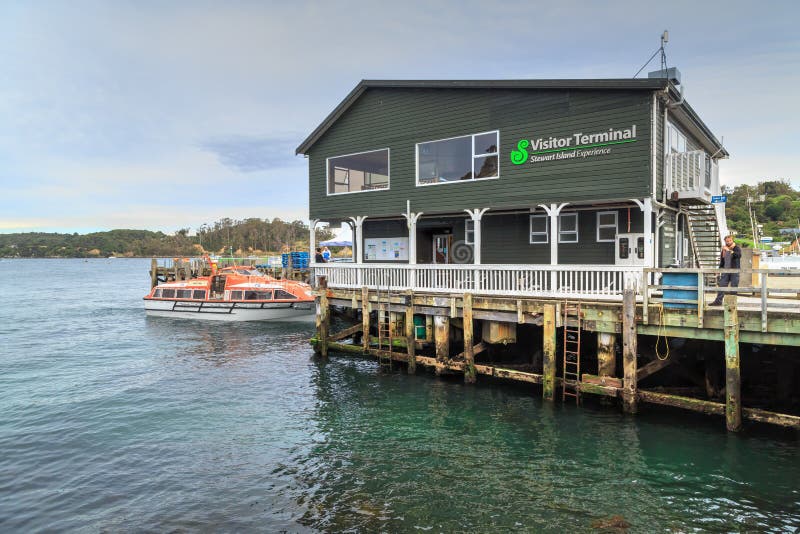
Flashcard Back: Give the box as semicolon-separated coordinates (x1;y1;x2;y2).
311;265;800;432
293;75;799;432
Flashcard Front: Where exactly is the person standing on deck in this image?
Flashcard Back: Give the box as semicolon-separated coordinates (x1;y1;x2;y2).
710;235;741;305
315;247;326;263
322;246;331;262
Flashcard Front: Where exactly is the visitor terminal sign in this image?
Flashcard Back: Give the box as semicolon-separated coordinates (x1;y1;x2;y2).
511;125;638;165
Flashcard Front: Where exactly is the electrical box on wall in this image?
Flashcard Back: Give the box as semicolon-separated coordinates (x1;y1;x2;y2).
615;233;647;266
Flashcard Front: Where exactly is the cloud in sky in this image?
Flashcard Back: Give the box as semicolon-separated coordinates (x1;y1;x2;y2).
0;0;798;233
199;135;303;173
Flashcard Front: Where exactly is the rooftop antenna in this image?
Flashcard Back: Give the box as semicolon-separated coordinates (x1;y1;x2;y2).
634;30;669;78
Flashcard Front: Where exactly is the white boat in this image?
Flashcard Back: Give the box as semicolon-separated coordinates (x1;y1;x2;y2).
144;265;315;322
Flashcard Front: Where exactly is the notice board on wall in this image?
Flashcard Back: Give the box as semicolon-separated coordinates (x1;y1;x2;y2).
364;237;408;261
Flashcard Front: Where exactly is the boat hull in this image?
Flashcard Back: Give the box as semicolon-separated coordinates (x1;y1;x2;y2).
144;299;315;322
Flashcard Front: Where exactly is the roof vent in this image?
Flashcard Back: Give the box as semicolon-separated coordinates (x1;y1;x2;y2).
648;67;681;85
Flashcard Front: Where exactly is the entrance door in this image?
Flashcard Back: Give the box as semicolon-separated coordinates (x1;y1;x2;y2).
433;234;452;264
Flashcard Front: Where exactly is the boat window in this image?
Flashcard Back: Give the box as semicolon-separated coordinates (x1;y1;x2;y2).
274;289;298;300
192;290;206;300
177;289;192;299
153;288;162;298
162;289;175;298
244;290;274;300
230;290;243;300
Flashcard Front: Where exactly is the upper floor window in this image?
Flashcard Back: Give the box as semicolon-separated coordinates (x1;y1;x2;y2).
666;121;687;153
327;148;390;195
417;131;499;186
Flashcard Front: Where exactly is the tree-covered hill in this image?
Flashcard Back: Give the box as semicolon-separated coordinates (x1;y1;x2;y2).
724;180;800;245
0;218;334;258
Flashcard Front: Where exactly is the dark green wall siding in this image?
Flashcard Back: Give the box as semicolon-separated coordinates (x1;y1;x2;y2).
308;88;654;220
360;208;645;265
655;100;665;201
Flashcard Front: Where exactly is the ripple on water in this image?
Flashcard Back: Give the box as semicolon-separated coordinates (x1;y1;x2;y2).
0;259;799;532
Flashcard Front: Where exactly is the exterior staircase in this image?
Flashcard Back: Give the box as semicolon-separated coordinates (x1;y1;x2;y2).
684;204;723;273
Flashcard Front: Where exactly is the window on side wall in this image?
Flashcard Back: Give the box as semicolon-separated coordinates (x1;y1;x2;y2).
596;211;618;243
558;213;578;243
327;149;390;195
465;219;474;245
417;131;499;185
529;215;548;244
667;122;687;153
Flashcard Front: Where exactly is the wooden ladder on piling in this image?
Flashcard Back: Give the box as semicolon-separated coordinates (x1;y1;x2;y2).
562;301;582;404
377;284;393;371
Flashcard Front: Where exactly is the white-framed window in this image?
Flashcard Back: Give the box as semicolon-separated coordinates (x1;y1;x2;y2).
416;130;499;186
558;213;579;243
326;148;390;195
465;219;475;245
667;121;687;153
596;211;618;242
529;215;548;244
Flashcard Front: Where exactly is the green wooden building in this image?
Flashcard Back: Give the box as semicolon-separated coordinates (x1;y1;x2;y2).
297;75;728;297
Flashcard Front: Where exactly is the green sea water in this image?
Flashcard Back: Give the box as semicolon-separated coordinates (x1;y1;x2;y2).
0;259;797;532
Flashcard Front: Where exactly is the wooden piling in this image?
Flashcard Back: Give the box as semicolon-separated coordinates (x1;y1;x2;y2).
434;315;450;375
463;293;476;384
318;276;329;358
361;286;370;353
597;332;616;377
724;295;741;432
542;304;556;401
622;289;638;414
150;258;158;288
405;301;416;374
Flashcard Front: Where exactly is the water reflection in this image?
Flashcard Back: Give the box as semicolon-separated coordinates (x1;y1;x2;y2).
144;316;313;365
293;357;800;532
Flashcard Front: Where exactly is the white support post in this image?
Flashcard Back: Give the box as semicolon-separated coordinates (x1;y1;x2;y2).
463;208;489;264
349;216;368;286
309;219;319;265
631;198;655;269
539;203;568;293
464;208;489;292
349;216;368;264
402;203;423;289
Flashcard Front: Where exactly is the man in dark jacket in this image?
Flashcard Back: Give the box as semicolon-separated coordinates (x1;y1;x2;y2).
314;247;326;263
710;235;741;305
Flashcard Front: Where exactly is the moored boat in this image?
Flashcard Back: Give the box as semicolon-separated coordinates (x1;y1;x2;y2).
144;265;315;322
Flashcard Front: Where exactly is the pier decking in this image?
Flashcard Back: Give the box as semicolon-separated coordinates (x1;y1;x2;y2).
311;263;800;432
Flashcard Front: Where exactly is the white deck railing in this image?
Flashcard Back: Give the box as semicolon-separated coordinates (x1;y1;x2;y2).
312;263;643;300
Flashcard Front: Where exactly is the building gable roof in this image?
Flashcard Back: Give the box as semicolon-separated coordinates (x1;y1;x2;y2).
295;79;668;155
295;78;727;158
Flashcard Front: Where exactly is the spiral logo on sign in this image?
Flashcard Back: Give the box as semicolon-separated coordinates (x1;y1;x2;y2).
451;240;474;264
510;139;529;165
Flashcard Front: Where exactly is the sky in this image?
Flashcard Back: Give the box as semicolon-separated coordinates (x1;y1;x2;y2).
1;0;798;234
